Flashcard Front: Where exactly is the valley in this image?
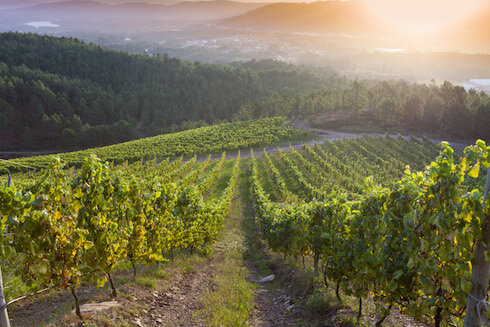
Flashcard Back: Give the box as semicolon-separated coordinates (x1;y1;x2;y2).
0;1;489;326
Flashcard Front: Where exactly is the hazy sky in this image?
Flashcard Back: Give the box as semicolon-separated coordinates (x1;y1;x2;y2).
139;0;485;32
1;0;486;30
362;0;486;30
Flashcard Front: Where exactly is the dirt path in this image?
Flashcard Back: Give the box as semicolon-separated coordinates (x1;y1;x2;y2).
250;287;297;326
8;161;301;327
236;162;302;327
9;259;218;327
311;127;470;149
137;263;217;327
195;121;471;163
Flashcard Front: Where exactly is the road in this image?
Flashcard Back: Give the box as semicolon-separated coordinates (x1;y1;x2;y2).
196;124;471;162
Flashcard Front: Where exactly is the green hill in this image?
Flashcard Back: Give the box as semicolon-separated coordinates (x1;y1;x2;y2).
0;117;310;173
0;33;334;151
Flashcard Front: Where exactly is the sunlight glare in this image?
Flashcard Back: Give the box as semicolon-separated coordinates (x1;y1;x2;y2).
361;0;485;32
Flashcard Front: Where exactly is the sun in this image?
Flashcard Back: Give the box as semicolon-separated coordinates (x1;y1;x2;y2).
361;0;485;32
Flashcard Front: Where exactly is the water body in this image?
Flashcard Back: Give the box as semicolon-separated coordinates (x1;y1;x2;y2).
469;79;490;85
461;79;490;93
25;21;60;28
375;48;405;53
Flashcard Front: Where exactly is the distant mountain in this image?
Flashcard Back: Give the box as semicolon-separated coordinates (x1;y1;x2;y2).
222;0;490;53
222;0;388;35
3;0;267;22
0;0;38;11
170;0;267;20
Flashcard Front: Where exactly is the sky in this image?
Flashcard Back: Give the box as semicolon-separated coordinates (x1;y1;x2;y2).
136;0;486;33
1;0;486;32
361;0;486;31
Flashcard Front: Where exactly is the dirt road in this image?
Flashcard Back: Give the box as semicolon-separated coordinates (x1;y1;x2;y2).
196;123;471;163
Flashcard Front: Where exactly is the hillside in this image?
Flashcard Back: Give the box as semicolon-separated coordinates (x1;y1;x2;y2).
2;129;488;326
2;0;266;21
0;117;310;173
223;0;490;53
0;1;489;326
231;79;490;142
0;33;336;151
0;0;37;11
223;0;388;34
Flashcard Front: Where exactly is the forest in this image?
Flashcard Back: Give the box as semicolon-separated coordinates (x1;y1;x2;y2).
0;31;489;327
235;80;490;140
0;33;336;150
0;32;488;152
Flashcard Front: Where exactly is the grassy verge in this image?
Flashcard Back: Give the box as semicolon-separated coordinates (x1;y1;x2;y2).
198;160;257;326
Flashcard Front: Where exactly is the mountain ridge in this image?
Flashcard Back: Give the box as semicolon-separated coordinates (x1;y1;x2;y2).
3;0;267;21
222;0;490;52
222;0;388;34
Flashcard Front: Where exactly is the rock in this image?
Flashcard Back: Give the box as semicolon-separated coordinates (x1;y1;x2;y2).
135;318;144;327
258;274;275;283
71;301;120;314
156;318;163;323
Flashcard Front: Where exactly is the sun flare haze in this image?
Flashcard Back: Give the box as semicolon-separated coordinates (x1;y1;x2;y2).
362;0;486;32
1;0;490;324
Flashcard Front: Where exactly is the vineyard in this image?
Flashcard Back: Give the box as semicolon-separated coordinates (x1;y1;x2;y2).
0;150;240;321
250;136;489;326
0;128;489;326
0;117;310;173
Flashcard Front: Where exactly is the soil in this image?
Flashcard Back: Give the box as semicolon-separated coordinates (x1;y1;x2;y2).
250;285;297;327
108;264;216;327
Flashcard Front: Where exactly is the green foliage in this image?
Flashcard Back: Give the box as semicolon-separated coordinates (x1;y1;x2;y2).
0;32;329;150
250;137;489;326
306;292;329;314
1;117;308;173
2;131;488;325
238;80;490;141
0;149;241;313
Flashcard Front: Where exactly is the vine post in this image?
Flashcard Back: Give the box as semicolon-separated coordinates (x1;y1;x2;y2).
464;166;490;327
0;171;11;327
0;267;10;327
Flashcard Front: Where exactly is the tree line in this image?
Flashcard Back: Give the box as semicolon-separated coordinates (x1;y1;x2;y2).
0;33;334;150
1;32;488;151
235;79;490;140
